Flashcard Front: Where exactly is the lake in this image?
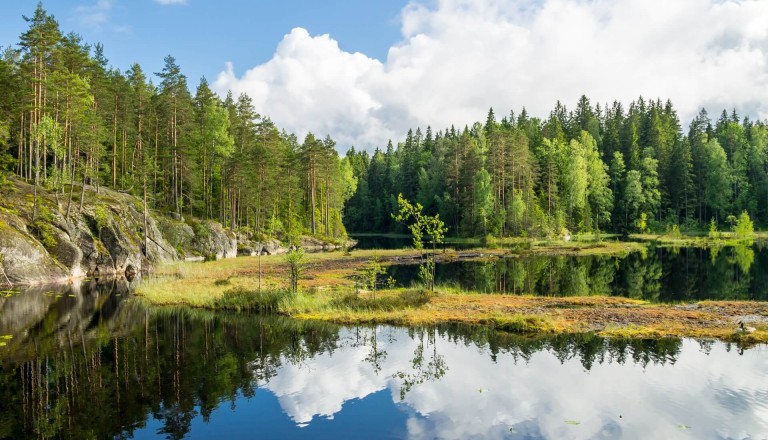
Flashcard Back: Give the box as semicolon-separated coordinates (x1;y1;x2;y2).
385;243;768;302
1;287;766;439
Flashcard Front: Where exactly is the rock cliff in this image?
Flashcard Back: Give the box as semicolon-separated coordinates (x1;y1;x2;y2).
0;179;237;286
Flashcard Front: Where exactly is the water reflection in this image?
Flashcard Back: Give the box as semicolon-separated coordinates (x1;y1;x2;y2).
1;301;766;439
388;244;768;301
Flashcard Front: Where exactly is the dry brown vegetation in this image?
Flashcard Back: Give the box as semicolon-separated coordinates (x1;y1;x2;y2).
135;248;768;344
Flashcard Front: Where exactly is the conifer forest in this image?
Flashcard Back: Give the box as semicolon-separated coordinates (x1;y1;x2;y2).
2;5;767;240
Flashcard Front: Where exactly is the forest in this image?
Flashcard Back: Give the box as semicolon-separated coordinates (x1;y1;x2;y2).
1;4;767;242
0;4;356;244
345;102;768;238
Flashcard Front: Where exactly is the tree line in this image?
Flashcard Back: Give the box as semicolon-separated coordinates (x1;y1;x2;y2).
345;96;768;237
0;4;356;244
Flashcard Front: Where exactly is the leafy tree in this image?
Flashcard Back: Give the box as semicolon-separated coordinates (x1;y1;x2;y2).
733;211;754;241
473;168;494;235
285;248;306;293
702;138;731;222
392;194;447;291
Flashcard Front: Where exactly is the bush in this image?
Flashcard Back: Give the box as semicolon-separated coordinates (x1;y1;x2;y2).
708;218;720;240
285;248;306;293
734;211;754;240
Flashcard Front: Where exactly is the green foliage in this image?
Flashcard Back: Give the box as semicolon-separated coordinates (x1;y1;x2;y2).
392;194;448;250
92;204;110;231
392;194;447;291
355;255;394;300
4;4;768;241
31;204;57;249
213;287;289;313
473;169;494;235
285;248;306;293
733;211;754;240
708;218;720;239
333;289;430;311
636;212;648;234
667;224;681;239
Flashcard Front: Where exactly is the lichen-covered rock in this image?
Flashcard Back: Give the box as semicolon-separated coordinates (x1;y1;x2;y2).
299;236;357;252
158;217;237;260
157;217;195;257
0;180;179;285
190;220;237;260
0;212;68;285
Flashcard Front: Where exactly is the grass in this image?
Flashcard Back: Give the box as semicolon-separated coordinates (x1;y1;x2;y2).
133;247;768;343
630;232;765;248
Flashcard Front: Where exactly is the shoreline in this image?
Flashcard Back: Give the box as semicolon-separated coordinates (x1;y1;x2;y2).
133;246;768;344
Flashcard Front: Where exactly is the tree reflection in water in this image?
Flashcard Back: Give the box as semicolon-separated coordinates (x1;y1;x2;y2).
1;259;766;438
387;244;767;302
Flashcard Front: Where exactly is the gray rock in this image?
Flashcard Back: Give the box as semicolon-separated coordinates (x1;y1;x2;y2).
0;212;68;285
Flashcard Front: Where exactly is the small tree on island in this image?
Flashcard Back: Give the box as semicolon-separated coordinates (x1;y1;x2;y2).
733;211;754;241
285;248;306;293
392;194;447;291
356;255;395;300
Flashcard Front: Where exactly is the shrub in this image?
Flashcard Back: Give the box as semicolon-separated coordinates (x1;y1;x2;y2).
708;218;720;240
285;248;306;293
734;211;754;240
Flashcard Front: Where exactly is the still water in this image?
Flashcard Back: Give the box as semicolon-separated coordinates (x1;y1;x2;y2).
386;244;768;302
0;283;767;439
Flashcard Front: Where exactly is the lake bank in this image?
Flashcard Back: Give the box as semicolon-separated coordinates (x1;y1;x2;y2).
134;246;768;344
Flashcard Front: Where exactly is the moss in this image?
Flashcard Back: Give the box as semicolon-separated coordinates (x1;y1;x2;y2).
93;204;110;231
30;203;57;249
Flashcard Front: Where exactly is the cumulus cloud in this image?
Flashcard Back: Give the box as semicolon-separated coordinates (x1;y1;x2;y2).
260;327;768;439
213;0;768;151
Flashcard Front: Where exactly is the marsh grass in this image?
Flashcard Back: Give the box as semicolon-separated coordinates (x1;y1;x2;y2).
213;287;291;313
485;314;556;334
133;248;768;342
329;289;431;311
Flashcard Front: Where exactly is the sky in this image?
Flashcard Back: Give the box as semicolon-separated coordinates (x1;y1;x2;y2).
256;327;768;439
3;0;768;152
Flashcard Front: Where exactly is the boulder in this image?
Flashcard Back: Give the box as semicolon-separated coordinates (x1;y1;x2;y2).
190;220;237;260
0;212;68;285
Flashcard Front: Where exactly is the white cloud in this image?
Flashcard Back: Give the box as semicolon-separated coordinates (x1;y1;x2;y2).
213;0;768;151
260;327;768;439
74;0;113;28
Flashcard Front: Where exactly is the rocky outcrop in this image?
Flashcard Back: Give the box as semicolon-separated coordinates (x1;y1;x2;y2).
0;178;355;287
0;213;68;285
238;238;288;256
299;236;356;252
0;180;183;286
237;236;357;256
158;217;237;261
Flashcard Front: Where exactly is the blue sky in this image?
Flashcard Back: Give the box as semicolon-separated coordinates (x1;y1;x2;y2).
3;1;768;151
0;1;407;86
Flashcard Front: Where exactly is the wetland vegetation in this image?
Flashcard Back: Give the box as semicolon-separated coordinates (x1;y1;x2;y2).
134;241;768;344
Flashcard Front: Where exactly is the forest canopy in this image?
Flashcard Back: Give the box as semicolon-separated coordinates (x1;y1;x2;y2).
1;4;767;241
0;4;355;242
345;99;768;238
